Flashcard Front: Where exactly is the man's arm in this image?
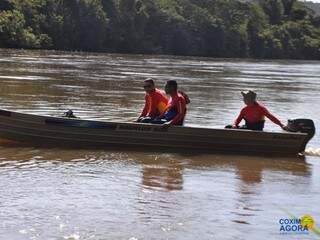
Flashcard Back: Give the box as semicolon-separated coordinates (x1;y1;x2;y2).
168;99;185;125
262;107;284;128
233;109;244;127
138;95;149;119
178;91;190;104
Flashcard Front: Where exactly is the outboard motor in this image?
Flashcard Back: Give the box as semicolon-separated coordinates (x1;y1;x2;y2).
285;119;316;152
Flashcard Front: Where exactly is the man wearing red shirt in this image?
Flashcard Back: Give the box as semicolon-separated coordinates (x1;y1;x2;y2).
151;80;187;126
137;78;168;122
229;91;285;131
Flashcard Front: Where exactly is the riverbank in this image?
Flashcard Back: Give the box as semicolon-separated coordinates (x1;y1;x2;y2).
1;0;320;60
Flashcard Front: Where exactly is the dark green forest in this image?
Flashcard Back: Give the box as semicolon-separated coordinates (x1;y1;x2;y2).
1;0;320;59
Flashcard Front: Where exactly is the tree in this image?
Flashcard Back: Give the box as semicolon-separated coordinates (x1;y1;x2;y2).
76;0;108;51
260;0;284;24
0;10;39;48
247;3;268;58
282;0;295;16
0;0;319;59
0;0;13;11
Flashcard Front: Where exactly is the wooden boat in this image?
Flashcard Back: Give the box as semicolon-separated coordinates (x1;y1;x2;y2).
0;109;315;156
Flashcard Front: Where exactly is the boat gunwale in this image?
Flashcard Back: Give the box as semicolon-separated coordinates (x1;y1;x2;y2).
0;108;308;137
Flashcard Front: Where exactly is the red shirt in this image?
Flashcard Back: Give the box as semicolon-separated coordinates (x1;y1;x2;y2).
140;88;168;118
234;102;283;127
164;91;187;125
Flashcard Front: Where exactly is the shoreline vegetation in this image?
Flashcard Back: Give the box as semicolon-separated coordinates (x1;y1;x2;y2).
1;0;320;60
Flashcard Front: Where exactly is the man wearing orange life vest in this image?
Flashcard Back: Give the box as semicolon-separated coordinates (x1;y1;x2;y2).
137;78;168;123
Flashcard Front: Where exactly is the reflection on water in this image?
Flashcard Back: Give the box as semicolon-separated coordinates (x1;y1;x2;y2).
0;49;320;239
142;164;184;191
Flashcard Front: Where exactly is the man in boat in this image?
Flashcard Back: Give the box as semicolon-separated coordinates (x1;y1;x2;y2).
227;90;285;131
150;80;187;126
137;78;168;123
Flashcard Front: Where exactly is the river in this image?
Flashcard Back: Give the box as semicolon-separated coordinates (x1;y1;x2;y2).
0;49;319;240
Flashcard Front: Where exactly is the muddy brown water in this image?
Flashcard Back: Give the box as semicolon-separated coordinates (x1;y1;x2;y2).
0;49;319;240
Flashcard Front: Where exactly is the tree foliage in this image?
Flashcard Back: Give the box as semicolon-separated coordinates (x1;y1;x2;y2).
0;0;319;59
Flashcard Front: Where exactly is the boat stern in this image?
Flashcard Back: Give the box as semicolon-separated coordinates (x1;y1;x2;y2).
285;119;316;152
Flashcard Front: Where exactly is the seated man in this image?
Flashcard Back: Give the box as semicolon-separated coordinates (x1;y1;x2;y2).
151;80;187;126
137;78;168;123
227;90;285;131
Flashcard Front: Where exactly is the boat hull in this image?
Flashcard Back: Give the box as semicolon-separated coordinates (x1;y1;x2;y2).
0;109;310;156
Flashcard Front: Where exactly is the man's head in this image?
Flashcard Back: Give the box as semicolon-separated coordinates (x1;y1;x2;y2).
143;78;155;93
241;90;257;105
165;80;178;95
